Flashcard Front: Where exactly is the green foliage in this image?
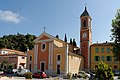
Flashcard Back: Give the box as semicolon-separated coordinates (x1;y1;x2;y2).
70;38;72;44
95;61;114;80
7;64;13;69
0;68;3;71
56;35;59;39
0;33;36;52
69;38;77;46
25;72;33;79
111;9;120;62
64;34;67;42
73;39;77;47
1;60;8;69
67;73;72;80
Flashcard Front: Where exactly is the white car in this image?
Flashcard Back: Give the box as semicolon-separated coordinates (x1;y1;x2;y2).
77;71;90;78
17;69;30;76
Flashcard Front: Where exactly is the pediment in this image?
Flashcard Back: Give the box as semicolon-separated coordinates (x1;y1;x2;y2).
34;32;54;43
39;35;51;40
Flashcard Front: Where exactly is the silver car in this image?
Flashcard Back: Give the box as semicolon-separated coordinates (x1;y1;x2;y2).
17;69;30;76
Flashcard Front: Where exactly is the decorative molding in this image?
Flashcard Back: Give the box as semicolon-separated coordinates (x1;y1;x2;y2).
35;39;53;43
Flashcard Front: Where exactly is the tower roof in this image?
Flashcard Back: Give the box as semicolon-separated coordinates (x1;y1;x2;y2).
80;7;90;17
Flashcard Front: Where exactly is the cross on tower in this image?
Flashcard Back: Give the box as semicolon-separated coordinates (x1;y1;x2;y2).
84;3;87;7
43;27;46;32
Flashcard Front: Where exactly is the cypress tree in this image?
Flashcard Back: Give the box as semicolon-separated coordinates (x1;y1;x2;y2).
64;34;67;42
70;38;72;45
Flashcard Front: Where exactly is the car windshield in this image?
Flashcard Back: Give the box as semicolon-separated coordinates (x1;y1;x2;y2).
78;71;85;74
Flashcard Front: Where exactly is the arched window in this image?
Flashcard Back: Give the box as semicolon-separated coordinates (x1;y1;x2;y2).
41;43;46;51
83;20;86;27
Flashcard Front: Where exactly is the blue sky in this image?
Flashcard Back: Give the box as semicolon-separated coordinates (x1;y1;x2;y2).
0;0;120;47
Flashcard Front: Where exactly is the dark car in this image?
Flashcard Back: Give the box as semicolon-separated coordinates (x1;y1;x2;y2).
33;71;47;78
4;69;14;74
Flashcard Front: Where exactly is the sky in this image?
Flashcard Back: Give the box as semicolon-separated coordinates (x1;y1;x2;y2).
0;0;120;47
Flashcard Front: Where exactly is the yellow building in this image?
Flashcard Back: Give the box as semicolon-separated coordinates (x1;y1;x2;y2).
27;32;84;75
90;43;119;71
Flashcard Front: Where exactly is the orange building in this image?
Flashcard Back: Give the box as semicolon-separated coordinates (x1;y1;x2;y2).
0;48;26;69
27;32;84;75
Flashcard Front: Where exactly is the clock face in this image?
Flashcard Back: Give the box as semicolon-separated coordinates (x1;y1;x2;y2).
82;32;87;38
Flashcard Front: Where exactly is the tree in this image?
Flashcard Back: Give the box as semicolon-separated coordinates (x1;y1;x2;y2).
64;34;67;42
73;39;77;47
95;61;114;80
7;64;13;69
70;38;72;45
1;60;8;70
55;35;59;39
111;9;120;64
0;33;36;52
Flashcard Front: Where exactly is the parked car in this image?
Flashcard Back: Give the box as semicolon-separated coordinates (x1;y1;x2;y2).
17;69;30;76
4;69;14;74
77;71;90;78
33;71;47;78
113;70;120;76
13;69;18;74
86;71;95;79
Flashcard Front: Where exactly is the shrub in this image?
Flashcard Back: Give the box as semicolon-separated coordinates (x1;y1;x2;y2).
118;76;120;79
95;61;114;80
0;68;3;71
25;72;32;79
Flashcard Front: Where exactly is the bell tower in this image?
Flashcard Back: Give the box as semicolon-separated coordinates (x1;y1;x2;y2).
80;7;92;70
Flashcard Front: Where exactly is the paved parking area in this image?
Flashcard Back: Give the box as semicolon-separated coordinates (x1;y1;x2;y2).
0;72;119;80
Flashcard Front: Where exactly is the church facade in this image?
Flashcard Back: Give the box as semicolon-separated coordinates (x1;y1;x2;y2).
27;32;84;75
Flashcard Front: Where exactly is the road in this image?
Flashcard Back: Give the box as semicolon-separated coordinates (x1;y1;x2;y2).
0;72;119;80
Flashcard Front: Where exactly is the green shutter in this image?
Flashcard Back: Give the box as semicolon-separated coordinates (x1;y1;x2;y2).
110;56;112;61
98;56;100;61
106;56;108;61
107;48;110;53
95;48;99;53
94;56;96;61
101;48;104;53
101;56;104;61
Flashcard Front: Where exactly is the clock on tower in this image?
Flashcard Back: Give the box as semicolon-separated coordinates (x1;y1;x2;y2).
80;7;92;70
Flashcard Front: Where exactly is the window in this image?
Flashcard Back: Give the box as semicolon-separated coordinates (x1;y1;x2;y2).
57;55;61;61
30;56;32;61
95;65;98;68
83;20;86;27
114;65;117;69
95;48;99;53
22;57;25;59
42;44;45;50
106;56;112;61
41;43;46;51
107;48;110;53
101;56;104;61
114;57;118;62
101;48;104;53
94;56;100;61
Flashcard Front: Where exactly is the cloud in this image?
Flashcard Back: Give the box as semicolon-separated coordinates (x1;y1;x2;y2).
0;10;23;24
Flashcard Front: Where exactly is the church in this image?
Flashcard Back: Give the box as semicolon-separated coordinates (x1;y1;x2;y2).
26;7;119;75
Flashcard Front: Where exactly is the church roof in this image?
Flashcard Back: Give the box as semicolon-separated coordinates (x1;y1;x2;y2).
80;6;90;17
